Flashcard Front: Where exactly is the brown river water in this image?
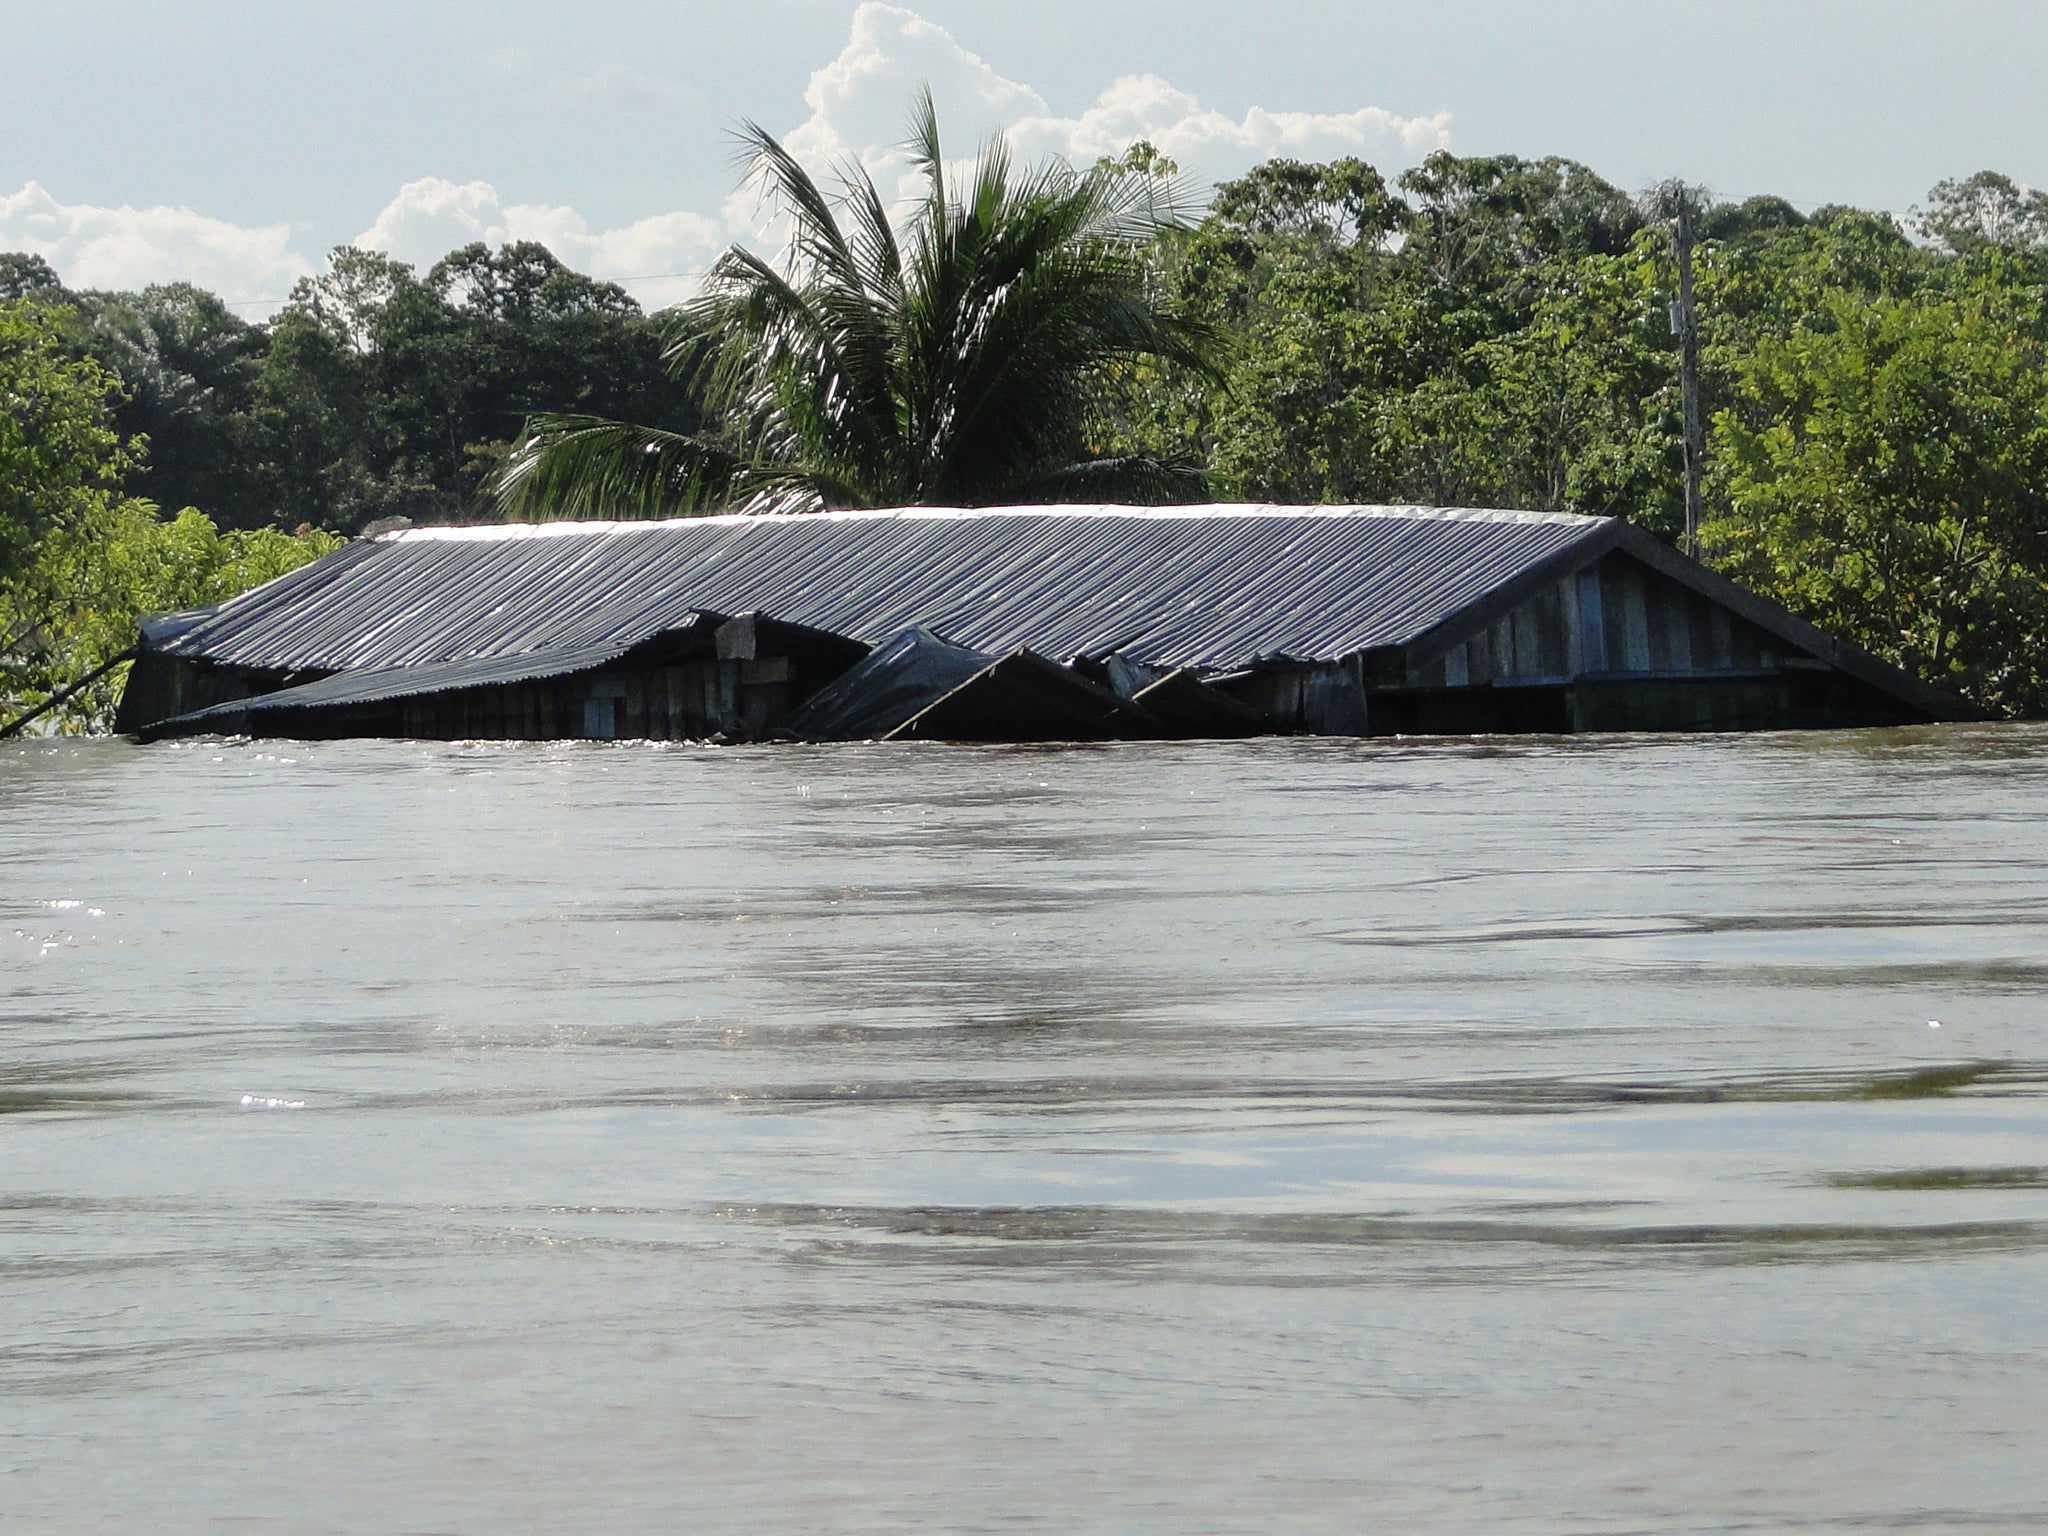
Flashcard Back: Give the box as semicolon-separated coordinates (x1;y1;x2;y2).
4;726;2047;1533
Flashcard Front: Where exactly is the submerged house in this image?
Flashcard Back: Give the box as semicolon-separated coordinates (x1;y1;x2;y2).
116;503;1979;743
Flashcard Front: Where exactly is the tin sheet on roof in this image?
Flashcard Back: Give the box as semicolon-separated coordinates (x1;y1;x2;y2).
160;637;657;730
783;627;995;740
153;504;1611;675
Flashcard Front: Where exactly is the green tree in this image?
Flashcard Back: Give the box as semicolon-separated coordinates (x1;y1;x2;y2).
1456;239;1679;522
2;298;337;733
259;243;697;530
0;251;65;303
4;502;341;731
1918;171;2048;256
493;94;1217;518
72;282;274;528
1708;270;2048;714
427;240;637;323
0;299;130;583
1106;156;1412;503
244;305;381;528
1697;194;1807;244
1142;152;1675;518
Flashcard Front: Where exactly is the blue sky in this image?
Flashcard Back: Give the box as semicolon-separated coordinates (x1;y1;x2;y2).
5;0;2046;310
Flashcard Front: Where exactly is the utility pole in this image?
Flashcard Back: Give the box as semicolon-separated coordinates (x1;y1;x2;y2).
1667;182;1706;560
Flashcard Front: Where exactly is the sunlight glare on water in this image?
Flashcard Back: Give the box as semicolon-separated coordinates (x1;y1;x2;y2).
3;726;2047;1533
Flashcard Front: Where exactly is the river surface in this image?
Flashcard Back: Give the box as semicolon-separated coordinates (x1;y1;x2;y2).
3;727;2046;1533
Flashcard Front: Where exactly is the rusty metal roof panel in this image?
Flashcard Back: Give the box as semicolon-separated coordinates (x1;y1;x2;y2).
154;504;1613;675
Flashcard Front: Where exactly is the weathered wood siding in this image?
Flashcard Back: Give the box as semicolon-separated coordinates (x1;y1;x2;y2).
369;657;798;741
1217;662;1370;735
127;619;865;743
1334;547;1932;735
113;652;293;735
1406;550;1791;688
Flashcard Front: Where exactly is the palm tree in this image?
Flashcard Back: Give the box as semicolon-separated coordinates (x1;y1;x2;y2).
490;94;1216;519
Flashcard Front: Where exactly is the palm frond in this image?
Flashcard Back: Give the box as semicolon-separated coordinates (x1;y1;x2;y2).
490;414;738;521
1019;454;1212;506
905;87;947;236
504;94;1221;521
732;120;867;300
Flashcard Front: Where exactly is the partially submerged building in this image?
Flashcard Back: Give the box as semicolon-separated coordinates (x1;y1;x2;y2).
116;504;1979;743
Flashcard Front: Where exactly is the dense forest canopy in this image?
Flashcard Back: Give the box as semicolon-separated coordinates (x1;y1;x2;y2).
4;150;2048;731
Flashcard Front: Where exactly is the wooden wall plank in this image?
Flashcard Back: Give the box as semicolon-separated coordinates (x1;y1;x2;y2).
1533;580;1566;676
1620;566;1652;670
1642;571;1673;669
1576;569;1607;673
1686;590;1714;673
1510;601;1538;678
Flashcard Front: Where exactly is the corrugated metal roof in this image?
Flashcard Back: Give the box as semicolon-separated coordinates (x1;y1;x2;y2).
154;504;1612;675
159;634;680;728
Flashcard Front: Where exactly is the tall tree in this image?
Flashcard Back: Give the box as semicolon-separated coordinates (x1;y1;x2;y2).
1918;171;2048;256
0;252;65;303
255;243;694;530
1139;153;1675;519
1707;266;2048;714
76;283;272;528
1;297;336;732
0;299;129;584
492;93;1217;519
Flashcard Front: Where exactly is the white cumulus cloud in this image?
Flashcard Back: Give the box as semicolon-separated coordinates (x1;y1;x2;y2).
771;4;1446;195
0;181;316;302
352;178;724;310
1009;72;1452;171
783;2;1048;166
5;4;1450;314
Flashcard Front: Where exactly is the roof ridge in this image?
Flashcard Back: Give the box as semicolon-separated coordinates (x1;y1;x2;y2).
382;503;1608;544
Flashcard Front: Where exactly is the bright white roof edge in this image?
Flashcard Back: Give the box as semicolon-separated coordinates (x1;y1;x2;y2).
380;503;1608;544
